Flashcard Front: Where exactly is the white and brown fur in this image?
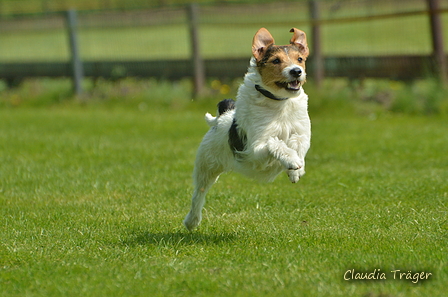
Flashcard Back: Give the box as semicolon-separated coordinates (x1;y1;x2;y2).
184;28;311;231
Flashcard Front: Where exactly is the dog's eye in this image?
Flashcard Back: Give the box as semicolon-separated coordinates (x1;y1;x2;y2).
272;58;281;64
298;57;303;62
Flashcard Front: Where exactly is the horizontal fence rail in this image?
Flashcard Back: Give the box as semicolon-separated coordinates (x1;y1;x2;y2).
0;55;439;81
0;0;447;96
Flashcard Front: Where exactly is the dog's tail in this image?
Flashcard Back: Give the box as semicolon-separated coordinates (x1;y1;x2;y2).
204;113;217;126
205;99;236;127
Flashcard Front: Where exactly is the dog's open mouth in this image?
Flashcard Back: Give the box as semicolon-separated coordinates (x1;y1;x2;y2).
276;80;301;91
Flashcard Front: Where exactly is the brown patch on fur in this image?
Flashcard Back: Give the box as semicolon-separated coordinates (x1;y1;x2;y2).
252;28;275;61
252;28;309;92
257;45;307;91
289;28;309;57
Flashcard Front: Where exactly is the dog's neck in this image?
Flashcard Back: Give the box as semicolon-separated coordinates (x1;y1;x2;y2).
254;84;289;101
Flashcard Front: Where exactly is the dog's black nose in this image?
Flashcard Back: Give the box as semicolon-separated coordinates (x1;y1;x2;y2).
289;68;302;78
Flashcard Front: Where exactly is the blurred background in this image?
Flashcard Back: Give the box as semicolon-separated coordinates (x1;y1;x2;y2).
0;0;447;113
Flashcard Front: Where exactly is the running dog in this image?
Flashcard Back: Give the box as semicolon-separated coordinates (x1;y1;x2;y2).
184;28;311;231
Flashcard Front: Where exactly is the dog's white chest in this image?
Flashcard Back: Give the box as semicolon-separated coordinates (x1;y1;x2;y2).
256;100;310;142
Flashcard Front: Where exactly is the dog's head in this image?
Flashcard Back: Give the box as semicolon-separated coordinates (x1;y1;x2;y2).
252;28;309;96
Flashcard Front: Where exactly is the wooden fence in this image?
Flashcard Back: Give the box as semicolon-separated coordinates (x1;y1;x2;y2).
0;0;446;97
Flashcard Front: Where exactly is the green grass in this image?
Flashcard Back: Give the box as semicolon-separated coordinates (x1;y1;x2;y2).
0;95;447;296
2;77;448;115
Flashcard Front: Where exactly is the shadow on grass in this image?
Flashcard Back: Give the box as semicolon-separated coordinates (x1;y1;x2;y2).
121;230;237;247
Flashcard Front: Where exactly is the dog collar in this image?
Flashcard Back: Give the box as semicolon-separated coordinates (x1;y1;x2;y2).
255;85;289;101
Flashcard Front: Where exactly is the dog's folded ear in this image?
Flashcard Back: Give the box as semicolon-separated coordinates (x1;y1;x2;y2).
252;28;275;61
290;28;309;57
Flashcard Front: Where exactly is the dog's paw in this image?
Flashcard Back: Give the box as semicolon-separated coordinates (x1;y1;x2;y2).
287;169;300;183
183;212;202;231
285;158;303;171
287;166;305;183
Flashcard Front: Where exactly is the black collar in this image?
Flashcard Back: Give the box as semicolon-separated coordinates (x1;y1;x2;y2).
255;84;289;101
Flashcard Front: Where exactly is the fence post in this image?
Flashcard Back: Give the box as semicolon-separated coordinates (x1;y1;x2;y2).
309;0;324;89
426;0;447;84
66;9;84;96
187;3;205;98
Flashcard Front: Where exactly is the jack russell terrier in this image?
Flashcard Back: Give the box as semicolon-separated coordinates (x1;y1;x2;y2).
184;28;311;231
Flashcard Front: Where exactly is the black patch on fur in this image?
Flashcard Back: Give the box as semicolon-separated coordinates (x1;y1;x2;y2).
216;99;246;155
258;45;300;66
217;99;236;116
258;45;284;65
228;118;246;154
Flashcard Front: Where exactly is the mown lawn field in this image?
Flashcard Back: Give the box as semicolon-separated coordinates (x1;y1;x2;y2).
0;102;447;296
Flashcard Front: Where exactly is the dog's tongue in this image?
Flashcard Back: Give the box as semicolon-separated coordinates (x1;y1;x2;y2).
287;80;300;90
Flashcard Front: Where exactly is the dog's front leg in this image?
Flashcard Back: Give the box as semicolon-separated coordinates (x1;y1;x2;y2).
287;134;310;180
266;137;303;183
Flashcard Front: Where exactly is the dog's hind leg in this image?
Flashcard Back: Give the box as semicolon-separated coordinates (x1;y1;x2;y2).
184;99;234;231
183;156;223;231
